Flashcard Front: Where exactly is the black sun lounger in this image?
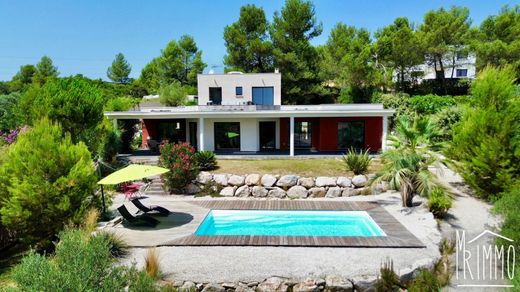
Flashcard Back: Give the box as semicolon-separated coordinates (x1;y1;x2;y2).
117;205;159;227
131;198;170;217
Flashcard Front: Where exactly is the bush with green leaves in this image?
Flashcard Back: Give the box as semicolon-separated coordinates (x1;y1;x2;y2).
407;269;441;292
0;119;98;245
21;76;106;153
160;142;199;191
195;151;218;171
105;96;140;112
0;92;22;132
342;148;371;175
11;228;158;291
448;66;520;199
427;188;452;218
159;81;189;106
432;106;463;141
409;94;456;115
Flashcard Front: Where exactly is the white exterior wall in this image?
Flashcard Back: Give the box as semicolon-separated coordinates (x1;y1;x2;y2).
197;73;282;106
202;118;279;152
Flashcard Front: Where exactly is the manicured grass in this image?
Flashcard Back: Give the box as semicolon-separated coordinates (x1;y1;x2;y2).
213;158;382;177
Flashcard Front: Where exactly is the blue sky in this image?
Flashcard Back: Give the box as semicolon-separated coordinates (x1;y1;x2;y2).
0;0;516;81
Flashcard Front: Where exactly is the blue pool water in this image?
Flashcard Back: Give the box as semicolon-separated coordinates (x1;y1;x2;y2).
195;210;386;237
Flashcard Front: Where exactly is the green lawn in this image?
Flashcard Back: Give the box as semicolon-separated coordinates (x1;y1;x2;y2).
212;158;382;177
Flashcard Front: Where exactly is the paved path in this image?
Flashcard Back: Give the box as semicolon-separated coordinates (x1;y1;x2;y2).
436;167;509;291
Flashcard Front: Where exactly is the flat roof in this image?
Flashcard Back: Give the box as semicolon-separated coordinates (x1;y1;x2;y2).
105;104;395;119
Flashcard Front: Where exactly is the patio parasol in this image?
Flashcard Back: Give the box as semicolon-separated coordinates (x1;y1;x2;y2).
97;164;169;213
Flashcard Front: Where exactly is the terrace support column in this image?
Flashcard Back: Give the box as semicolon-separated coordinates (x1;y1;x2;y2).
112;118;118;130
289;116;295;156
382;116;388;151
198;117;205;151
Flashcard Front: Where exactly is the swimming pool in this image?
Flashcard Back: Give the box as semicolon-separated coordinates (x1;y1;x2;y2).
195;210;386;237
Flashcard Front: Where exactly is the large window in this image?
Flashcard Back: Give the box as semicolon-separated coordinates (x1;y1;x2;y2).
214;122;240;150
456;69;468;77
338;121;365;150
295;121;312;148
252;87;274;105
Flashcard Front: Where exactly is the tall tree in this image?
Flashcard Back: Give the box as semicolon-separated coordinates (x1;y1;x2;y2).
224;4;274;73
270;0;323;104
375;17;423;91
418;6;471;80
9;65;37;92
33;56;59;85
139;35;206;93
107;53;132;84
472;5;520;78
320;23;384;102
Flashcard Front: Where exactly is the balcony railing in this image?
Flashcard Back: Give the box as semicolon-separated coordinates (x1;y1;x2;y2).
198;105;280;111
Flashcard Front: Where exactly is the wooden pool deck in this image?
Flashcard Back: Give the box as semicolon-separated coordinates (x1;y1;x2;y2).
163;200;425;248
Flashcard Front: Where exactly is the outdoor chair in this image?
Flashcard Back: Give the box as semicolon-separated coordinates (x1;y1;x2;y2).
117;205;159;227
131;198;170;216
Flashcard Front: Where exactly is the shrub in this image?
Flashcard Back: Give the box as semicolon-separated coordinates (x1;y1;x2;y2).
0;92;22;132
342;148;371;175
407;269;441;292
159;82;188;106
96;232;129;258
159;142;199;191
105;96;140;112
11;229;155;291
409;94;456;115
0;119;98;245
427;188;452;218
195;151;218;171
448;66;520;199
145;248;161;280
432;106;463;141
83;208;100;233
101;128;122;163
375;258;402;291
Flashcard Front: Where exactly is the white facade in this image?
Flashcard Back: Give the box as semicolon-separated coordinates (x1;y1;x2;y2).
197;72;282;106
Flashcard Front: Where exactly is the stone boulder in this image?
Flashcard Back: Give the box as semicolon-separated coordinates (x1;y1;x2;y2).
315;177;337;187
185;183;201;194
352;175;368;187
325;275;353;292
180;281;197;291
252;186;268;197
245;174;261;186
342;188;358;197
257;277;289;292
308;187;326;198
276;175;299;187
219;186;236;197
196;172;213;184
287;186;308;199
326;186;342;198
213;174;229;186
293;278;318;292
235;185;251;197
261;174;277;187
336;176;352;187
298;177;315;188
268;187;286;198
228;175;245;186
201;283;225;292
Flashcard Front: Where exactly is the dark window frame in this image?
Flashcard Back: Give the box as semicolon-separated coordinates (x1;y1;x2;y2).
337;120;366;150
235;86;243;96
456;69;468;77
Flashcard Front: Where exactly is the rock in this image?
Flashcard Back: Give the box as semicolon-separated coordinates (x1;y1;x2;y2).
325;275;353;292
268;187;286;198
228;175;245;186
252;186;268;197
185;183;201;194
201;283;225;292
257;277;289;292
359;187;373;195
336;176;352;187
315;176;337;187
352;175;368;187
316;278;326;287
222;282;237;289
180;281;196;291
326;186;342;198
213;174;229;186
342;188;358;197
245;174;261;186
276;175;299;187
196;172;213;184
287;185;308;199
235;185;251;197
261;174;277;187
235;284;255;292
293;278;318;292
196;283;204;290
247;281;259;287
308;187;326;198
350;275;377;292
298;177;315;188
219;186;236;197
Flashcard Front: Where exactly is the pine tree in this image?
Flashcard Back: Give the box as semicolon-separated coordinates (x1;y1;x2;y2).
107;53;132;84
33;56;59;85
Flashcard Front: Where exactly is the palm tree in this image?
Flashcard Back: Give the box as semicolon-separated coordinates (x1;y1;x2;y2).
371;116;445;207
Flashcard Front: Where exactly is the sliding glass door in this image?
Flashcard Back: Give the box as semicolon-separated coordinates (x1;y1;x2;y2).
214;122;240;151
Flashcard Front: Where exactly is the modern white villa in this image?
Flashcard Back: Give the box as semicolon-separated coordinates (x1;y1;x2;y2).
105;72;394;156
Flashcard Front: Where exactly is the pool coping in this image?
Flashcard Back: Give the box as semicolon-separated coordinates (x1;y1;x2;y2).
163;200;425;248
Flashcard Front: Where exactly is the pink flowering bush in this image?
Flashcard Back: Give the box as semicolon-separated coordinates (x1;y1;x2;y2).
159;142;199;192
1;126;30;145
